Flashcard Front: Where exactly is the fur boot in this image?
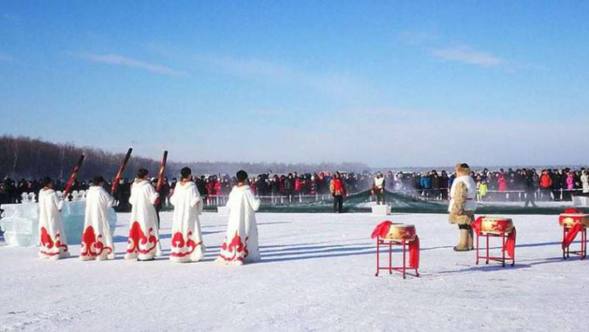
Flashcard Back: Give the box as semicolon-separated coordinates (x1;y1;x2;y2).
467;229;474;250
454;230;470;252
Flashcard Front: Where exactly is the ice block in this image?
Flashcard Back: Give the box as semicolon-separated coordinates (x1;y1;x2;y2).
0;201;117;247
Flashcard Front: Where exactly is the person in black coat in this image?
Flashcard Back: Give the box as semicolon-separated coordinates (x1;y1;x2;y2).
114;179;132;212
524;170;537;208
283;174;294;202
560;169;570;201
551;169;562;201
439;171;449;200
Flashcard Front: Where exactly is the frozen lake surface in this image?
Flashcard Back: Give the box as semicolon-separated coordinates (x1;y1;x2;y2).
1;212;588;331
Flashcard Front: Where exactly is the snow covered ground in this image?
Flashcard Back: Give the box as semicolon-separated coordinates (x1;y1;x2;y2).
1;212;588;332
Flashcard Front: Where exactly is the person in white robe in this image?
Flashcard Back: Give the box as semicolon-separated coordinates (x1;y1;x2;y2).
216;170;261;265
169;167;205;263
80;176;115;261
125;168;162;261
38;177;70;260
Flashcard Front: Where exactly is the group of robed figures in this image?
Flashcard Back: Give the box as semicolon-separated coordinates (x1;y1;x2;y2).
37;167;261;265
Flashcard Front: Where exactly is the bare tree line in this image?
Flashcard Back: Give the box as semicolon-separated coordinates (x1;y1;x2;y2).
0;135;369;180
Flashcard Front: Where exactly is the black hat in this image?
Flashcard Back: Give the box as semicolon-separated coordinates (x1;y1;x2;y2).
236;170;248;182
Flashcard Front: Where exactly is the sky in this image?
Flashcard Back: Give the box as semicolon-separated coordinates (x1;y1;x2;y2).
1;1;588;167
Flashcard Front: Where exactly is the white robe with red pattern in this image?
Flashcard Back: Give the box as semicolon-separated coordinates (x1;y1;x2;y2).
169;181;205;263
125;179;162;260
216;185;261;264
80;186;115;261
38;188;70;259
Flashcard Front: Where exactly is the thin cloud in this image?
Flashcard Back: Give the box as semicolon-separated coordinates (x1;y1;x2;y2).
1;13;21;23
398;33;509;68
200;55;283;78
430;46;503;67
198;54;373;104
0;53;15;62
146;43;371;102
249;109;288;117
74;52;187;76
197;54;365;96
398;31;435;45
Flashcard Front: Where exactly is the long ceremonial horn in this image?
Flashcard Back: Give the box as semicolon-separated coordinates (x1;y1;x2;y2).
111;148;133;195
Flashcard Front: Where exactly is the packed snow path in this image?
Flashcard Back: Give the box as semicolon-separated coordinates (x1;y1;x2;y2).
1;212;588;331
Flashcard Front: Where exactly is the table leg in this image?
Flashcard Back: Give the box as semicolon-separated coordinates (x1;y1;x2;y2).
375;239;380;276
402;240;406;279
389;241;392;275
486;233;489;264
502;233;506;267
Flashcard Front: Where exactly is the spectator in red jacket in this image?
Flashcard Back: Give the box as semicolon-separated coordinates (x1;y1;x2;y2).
205;176;215;203
330;172;347;213
539;170;552;200
214;178;222;196
497;173;508;201
294;176;304;194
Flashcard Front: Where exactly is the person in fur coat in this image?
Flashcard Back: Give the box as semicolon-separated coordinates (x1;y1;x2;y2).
448;163;477;251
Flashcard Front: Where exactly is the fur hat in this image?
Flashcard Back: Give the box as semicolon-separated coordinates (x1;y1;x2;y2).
455;163;471;176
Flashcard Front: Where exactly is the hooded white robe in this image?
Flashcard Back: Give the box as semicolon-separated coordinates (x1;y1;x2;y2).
80;186;115;261
169;181;205;263
38;188;70;259
216;185;261;264
125;179;162;260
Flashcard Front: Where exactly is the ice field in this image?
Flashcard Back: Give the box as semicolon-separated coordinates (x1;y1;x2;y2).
1;211;588;332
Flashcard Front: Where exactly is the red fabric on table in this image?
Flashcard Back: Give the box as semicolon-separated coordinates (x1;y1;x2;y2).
559;208;585;226
473;216;516;259
472;216;483;236
371;221;393;239
503;228;516;259
564;208;582;214
562;223;583;250
409;236;420;269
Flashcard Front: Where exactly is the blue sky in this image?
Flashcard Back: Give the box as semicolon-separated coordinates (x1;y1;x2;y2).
1;1;588;167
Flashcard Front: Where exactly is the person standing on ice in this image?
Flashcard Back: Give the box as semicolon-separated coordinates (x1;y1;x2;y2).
330;172;347;213
448;163;477;251
80;176;115;261
169;167;206;263
372;172;386;205
125;168;162;261
523;170;538;208
38;177;70;260
216;170;261;265
581;170;589;195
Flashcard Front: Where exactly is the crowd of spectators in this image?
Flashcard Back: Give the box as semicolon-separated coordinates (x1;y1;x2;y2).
469;168;589;202
382;167;589;202
2;167;588;209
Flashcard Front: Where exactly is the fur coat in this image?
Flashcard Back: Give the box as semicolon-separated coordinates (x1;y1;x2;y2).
448;176;477;225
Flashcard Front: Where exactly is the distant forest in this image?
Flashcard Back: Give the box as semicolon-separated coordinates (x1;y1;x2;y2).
0;135;370;180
